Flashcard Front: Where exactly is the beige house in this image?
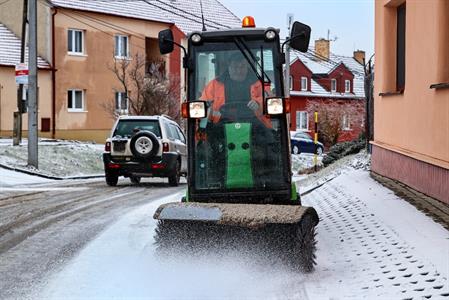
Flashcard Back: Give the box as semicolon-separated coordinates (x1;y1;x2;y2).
372;0;449;204
0;0;240;142
0;24;53;138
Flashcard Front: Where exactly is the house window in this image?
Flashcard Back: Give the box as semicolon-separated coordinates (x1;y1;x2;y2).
115;92;128;112
342;114;350;130
296;111;308;130
289;75;293;91
331;78;337;92
68;29;84;54
301;77;308;91
115;35;129;58
67;90;84;111
345;80;351;93
396;3;406;91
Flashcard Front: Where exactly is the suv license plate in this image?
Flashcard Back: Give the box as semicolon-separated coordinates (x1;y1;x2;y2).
113;142;126;152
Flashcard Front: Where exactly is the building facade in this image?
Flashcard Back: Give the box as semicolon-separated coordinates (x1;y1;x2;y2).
0;24;53;138
289;39;366;145
0;0;240;142
372;0;449;204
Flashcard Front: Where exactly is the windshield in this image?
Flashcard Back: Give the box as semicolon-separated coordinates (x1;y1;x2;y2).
113;120;161;138
193;41;280;100
191;40;289;192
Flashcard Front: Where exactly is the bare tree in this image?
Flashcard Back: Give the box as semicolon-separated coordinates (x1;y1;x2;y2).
103;53;180;122
306;99;363;146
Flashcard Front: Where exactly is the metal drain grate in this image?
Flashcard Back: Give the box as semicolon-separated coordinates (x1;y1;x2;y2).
304;183;448;299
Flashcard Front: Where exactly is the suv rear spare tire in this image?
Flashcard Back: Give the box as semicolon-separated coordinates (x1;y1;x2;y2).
130;131;160;160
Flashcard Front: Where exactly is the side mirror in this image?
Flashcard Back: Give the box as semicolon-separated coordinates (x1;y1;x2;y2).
158;29;174;55
289;21;311;53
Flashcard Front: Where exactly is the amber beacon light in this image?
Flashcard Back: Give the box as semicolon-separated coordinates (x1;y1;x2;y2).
242;16;256;28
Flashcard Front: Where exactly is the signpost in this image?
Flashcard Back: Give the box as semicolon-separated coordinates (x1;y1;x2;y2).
15;63;29;85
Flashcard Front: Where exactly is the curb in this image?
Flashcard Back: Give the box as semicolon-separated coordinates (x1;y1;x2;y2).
298;176;337;197
0;163;104;180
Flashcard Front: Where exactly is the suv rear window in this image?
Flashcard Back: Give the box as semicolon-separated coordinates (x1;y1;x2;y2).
113;120;161;138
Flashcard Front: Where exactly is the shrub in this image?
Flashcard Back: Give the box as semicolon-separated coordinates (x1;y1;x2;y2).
323;137;366;166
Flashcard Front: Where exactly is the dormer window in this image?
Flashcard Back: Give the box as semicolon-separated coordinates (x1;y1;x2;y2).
345;80;351;93
331;79;337;92
301;77;308;91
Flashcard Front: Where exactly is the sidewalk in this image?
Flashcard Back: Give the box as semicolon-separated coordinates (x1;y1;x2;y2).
302;169;449;299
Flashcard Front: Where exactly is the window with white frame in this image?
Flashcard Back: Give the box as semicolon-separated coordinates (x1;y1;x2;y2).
115;92;128;112
115;35;129;58
345;80;351;93
301;76;308;91
289;75;293;90
331;78;337;92
68;29;84;54
67;89;84;111
342;114;351;130
296;111;308;130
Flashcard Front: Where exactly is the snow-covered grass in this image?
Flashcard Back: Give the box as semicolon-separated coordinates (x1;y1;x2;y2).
0;138;104;177
0;136;358;181
291;152;324;174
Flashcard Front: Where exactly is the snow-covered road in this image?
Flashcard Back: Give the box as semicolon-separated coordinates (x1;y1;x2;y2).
35;169;448;300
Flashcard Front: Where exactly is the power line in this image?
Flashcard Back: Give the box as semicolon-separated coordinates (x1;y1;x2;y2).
152;0;231;29
140;0;222;30
39;0;184;66
0;0;13;6
39;0;147;51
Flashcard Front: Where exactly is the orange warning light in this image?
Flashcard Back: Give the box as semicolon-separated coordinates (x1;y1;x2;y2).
242;16;256;28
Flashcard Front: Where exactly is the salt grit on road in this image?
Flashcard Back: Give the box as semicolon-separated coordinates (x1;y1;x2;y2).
39;169;448;300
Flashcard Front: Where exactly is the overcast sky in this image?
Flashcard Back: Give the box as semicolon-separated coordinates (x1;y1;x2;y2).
218;0;374;59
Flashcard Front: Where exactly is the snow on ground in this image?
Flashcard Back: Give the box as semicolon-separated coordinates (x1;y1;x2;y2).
0;138;104;177
0;137;322;181
38;166;449;300
0;168;53;187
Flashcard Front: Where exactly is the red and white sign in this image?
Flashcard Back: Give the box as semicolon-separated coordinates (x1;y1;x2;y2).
15;63;29;85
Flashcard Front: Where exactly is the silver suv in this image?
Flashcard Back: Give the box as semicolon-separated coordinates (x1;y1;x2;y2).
102;115;187;186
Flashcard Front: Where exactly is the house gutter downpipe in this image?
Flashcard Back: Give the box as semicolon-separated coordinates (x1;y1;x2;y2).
51;7;57;139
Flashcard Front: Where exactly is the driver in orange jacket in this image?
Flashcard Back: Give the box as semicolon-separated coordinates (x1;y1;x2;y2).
199;53;272;128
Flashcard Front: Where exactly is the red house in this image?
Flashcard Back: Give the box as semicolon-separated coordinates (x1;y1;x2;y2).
289;39;366;144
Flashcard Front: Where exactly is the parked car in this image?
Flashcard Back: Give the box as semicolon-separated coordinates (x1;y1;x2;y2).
103;115;187;186
290;131;324;155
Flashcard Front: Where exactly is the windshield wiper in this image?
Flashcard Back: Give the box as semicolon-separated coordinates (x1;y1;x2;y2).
233;37;271;85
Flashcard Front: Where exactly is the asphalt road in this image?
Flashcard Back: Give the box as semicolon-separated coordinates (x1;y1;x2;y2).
0;177;184;300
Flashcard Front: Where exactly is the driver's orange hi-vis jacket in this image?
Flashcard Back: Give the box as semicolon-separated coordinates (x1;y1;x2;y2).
200;78;272;128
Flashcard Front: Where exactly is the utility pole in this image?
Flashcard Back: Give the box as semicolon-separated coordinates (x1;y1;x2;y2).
28;0;38;168
13;0;28;146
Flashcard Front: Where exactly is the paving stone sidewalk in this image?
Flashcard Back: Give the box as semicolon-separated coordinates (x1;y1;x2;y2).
302;169;449;300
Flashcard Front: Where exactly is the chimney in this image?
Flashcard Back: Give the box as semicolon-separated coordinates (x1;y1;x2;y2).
314;38;330;60
353;50;365;65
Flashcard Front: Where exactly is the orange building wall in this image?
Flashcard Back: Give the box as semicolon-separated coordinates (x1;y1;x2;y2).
0;67;53;137
373;0;449;169
53;9;173;142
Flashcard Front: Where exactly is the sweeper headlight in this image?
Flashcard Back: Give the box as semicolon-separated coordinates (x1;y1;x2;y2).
265;97;289;115
265;29;276;41
182;101;207;118
190;33;202;44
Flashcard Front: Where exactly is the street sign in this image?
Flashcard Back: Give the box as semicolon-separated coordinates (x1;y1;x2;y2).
15;63;29;85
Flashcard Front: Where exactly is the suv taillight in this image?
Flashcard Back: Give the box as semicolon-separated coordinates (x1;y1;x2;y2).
105;141;111;152
162;142;169;152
